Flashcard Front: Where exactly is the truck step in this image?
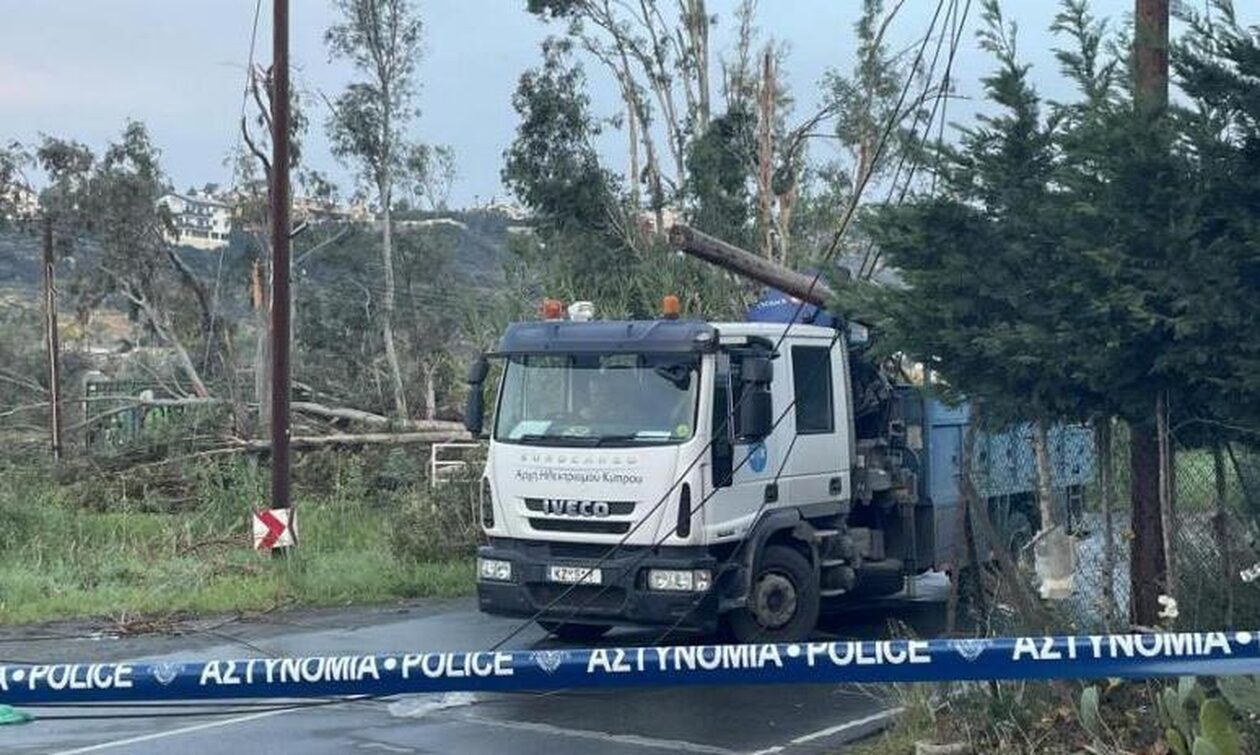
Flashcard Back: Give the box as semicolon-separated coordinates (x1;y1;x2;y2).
820;588;848;598
820;558;847;569
811;529;840;541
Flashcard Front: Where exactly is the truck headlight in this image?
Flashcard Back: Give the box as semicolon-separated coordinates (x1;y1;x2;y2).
478;558;512;582
648;569;711;592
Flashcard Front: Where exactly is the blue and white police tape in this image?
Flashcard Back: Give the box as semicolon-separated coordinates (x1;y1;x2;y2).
4;631;1260;705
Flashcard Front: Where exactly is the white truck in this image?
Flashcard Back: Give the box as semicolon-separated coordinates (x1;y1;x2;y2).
467;305;947;643
463;228;1091;643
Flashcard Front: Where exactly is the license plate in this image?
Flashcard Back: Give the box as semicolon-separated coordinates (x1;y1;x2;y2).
548;565;602;585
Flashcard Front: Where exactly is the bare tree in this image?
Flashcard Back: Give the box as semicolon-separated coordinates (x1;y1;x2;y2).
234;63;313;435
528;0;717;209
402;144;456;212
326;0;426;420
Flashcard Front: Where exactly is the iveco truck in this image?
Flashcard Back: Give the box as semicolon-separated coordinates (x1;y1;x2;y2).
462;302;1062;643
463;230;1091;643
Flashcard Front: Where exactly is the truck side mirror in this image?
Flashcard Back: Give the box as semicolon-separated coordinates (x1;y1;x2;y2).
464;355;490;436
739;355;774;441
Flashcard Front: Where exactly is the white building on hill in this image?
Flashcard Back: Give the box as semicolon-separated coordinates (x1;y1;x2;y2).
158;190;231;250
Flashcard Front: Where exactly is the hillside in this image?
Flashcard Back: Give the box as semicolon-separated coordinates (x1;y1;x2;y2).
0;208;521;300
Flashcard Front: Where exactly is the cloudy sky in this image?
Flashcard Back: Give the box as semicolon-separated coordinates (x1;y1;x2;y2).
2;1;1254;207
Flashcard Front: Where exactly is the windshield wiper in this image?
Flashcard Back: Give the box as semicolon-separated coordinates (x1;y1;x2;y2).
514;433;601;447
593;434;676;446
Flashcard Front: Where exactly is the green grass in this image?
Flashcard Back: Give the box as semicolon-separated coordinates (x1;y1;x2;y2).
0;461;475;625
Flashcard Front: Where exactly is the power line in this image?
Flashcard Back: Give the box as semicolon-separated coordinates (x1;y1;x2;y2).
201;0;264;375
650;0;973;646
856;0;969;280
546;0;947;645
484;0;952;652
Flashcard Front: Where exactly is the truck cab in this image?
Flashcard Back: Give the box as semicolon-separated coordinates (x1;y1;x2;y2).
466;302;932;643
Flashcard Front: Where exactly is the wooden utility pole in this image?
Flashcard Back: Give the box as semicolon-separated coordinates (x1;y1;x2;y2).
1135;0;1170;114
668;224;836;305
1130;0;1170;626
270;0;293;524
756;48;776;262
41;214;62;461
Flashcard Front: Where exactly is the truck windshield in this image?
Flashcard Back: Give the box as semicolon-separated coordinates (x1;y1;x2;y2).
494;353;700;446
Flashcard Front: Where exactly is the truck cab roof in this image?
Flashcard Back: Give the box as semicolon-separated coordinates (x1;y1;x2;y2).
710;321;837;344
496;319;838;356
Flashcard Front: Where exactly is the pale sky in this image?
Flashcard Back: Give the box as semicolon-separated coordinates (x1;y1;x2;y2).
2;1;1253;207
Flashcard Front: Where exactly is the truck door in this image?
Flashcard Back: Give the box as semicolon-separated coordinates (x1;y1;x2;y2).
779;341;850;507
704;352;780;540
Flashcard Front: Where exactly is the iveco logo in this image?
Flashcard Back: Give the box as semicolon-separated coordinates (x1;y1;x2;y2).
543;499;611;517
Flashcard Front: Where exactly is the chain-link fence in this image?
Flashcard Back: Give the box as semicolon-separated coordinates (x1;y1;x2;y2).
961;420;1260;634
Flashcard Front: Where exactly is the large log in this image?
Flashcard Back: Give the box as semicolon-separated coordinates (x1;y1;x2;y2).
668;224;836;306
232;431;472;452
291;401;463;433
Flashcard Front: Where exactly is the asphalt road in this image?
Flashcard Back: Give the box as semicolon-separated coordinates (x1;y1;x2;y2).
2;574;952;755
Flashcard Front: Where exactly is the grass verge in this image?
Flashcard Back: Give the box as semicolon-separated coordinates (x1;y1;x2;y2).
0;460;476;626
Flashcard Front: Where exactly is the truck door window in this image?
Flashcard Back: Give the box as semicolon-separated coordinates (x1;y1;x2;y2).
792;345;834;434
710;354;734;487
711;354;732;440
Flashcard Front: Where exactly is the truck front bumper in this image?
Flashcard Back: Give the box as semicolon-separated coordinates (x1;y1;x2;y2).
476;538;721;632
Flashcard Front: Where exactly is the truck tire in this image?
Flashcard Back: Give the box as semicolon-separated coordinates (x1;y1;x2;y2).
727;545;819;643
537;621;612;643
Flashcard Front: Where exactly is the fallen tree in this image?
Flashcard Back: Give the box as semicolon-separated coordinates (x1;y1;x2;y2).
229;430;471;452
290;401;463;433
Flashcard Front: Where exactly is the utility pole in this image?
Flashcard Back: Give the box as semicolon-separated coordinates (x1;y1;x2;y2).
41;214;62;461
1130;0;1170;626
1135;0;1170;114
669;224;836;305
756;48;775;262
270;0;293;531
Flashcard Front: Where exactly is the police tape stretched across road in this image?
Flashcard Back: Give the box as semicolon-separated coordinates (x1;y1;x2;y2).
3;631;1259;705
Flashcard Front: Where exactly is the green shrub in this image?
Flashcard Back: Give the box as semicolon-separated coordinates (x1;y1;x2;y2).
389;477;483;563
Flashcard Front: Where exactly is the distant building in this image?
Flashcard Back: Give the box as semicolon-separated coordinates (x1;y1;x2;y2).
476;200;531;222
158;190;231;250
293;196;373;225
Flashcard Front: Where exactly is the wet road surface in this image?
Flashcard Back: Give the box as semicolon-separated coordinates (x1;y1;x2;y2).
2;574;952;754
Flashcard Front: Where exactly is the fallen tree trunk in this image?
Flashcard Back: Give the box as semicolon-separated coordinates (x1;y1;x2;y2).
68;397;463;435
230;431;471;452
291;401;463;433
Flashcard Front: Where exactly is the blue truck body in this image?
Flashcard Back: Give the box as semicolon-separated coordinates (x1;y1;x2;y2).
749;287;1095;561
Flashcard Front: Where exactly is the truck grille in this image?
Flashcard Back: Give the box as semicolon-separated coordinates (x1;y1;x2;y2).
529;519;631;535
523;499;636;515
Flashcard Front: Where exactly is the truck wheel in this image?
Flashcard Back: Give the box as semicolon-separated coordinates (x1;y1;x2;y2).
538;621;612;643
727;545;819;643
